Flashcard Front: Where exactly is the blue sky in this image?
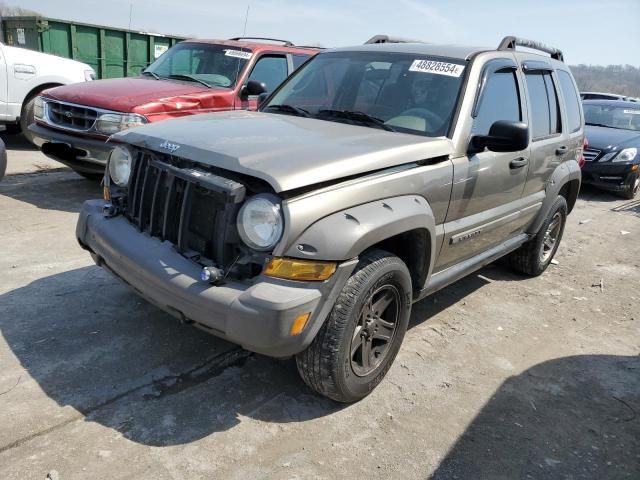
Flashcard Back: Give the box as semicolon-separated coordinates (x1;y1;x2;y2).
15;0;640;65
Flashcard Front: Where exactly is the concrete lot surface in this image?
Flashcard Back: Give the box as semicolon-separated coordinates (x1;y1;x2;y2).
1;136;638;479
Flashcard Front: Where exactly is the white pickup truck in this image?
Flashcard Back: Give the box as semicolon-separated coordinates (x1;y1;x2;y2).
0;42;95;144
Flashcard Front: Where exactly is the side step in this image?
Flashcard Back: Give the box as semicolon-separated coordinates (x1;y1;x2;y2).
417;233;530;301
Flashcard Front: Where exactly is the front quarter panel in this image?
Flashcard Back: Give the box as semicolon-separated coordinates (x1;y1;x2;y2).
284;194;436;263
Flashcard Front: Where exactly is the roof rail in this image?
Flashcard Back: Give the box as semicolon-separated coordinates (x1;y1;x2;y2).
229;37;294;47
364;35;425;45
498;36;564;62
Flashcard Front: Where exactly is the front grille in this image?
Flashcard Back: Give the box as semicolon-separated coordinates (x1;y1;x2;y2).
124;151;246;267
583;147;601;162
46;100;98;131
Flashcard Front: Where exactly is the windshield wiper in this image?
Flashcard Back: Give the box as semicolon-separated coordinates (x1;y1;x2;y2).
317;109;395;132
167;74;212;88
585;122;612;128
141;70;161;80
263;104;311;117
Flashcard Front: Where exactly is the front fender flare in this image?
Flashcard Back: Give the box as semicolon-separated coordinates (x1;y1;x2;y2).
284;194;437;267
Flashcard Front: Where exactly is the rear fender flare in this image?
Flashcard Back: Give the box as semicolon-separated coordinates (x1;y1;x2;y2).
527;159;581;234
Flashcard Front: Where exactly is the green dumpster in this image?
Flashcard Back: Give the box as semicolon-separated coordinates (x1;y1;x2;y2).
2;16;185;79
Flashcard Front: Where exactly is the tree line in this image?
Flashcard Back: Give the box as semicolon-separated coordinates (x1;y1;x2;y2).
570;64;640;98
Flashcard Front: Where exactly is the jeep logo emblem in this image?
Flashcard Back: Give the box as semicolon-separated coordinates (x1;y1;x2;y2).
159;140;180;153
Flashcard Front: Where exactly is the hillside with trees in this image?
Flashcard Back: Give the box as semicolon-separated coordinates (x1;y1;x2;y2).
570;65;640;98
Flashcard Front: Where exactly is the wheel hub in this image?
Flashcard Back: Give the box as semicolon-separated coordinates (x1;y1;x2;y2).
350;285;401;377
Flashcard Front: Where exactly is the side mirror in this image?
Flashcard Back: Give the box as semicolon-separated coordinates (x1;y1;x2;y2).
242;80;267;99
257;92;269;108
469;120;529;154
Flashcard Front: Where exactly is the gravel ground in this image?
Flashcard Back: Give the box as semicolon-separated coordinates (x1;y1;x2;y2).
0;137;638;479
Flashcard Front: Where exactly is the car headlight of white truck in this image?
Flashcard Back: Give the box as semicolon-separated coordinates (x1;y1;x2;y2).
34;96;45;120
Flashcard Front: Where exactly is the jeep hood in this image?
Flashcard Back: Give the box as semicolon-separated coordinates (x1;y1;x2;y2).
44;77;219;114
115;110;455;192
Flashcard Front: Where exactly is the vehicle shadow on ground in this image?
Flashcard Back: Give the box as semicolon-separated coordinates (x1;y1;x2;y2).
0;132;37;151
0;265;344;447
429;354;640;479
0;261;511;447
0;171;99;213
578;184;624;203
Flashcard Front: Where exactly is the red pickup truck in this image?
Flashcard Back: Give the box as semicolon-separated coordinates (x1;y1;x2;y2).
29;37;318;178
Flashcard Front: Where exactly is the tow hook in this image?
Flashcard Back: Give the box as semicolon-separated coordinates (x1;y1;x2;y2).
102;203;117;217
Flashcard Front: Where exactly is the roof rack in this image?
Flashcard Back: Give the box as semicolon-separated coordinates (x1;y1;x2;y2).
229;37;294;47
498;36;564;62
364;35;425;45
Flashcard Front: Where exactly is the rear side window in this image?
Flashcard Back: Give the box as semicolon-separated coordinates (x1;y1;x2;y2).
557;70;582;133
525;72;561;139
472;71;521;135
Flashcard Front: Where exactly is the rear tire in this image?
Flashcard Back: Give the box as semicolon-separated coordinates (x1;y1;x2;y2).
19;96;37;145
296;250;412;403
509;196;567;277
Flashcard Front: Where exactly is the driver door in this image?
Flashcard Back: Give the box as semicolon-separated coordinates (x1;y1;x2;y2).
436;59;532;271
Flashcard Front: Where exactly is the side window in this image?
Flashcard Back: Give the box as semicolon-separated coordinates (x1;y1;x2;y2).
473;70;521;135
544;74;561;134
292;54;311;70
557;70;582;133
248;55;288;92
525;71;561;139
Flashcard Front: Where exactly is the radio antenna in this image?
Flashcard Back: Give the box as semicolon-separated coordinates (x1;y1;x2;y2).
242;2;251;36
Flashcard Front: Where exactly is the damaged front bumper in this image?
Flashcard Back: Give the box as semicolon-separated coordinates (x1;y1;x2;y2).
76;200;356;357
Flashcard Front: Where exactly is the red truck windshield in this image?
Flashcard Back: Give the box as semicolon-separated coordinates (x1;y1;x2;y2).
145;42;252;88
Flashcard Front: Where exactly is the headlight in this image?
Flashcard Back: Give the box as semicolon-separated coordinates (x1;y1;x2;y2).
96;113;147;135
237;194;284;251
84;69;96;81
108;145;133;187
34;96;45;120
601;147;637;162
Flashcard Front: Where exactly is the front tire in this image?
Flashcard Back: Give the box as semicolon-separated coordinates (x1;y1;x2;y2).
296;250;412;403
0;138;6;182
509;196;568;277
19;96;37;145
620;172;639;200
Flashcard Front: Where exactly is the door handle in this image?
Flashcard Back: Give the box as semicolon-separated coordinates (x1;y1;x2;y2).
509;157;529;169
555;145;568;156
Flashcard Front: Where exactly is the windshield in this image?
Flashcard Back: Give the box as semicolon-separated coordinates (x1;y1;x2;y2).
584;104;640;131
263;51;466;137
146;42;251;88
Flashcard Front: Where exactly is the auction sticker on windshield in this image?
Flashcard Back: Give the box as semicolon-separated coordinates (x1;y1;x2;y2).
225;49;253;60
409;60;465;77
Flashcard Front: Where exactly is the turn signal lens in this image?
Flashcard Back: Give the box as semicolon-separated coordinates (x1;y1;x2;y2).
290;312;311;336
264;258;337;281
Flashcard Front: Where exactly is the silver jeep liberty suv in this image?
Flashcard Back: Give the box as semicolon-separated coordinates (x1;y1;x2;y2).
77;35;583;402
